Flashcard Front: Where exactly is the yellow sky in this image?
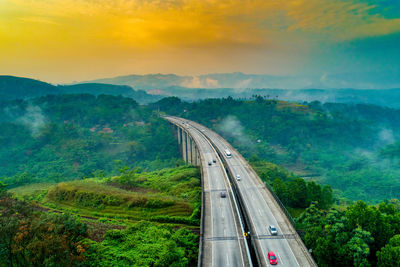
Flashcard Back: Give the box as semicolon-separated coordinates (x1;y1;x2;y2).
1;0;400;83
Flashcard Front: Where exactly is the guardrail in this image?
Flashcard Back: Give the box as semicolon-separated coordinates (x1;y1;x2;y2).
172;124;205;267
262;181;296;228
188;121;317;267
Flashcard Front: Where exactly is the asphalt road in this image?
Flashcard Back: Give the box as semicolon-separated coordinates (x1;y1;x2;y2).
168;116;316;267
166;117;249;267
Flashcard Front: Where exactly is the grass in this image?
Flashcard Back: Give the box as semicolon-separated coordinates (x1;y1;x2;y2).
10;183;55;201
11;166;201;227
287;207;306;218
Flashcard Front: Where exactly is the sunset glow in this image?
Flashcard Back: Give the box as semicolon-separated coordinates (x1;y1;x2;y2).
1;0;399;83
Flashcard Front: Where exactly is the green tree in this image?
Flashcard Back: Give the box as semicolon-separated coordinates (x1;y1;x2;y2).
288;178;308;208
320;185;333;209
377;235;400;267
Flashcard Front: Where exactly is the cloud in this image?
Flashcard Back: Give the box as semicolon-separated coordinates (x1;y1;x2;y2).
234;78;253;89
378;128;395;145
181;76;202;88
1;0;399;82
205;78;219;88
181;76;219;88
17;105;47;136
216;116;254;148
4;0;399;50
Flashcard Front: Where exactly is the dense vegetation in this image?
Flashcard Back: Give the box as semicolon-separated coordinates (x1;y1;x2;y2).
250;158;333;210
0;183;198;266
156;96;400;202
297;200;400;266
2;85;400;266
83;221;198;266
34;166;201;225
0;94;181;188
0;76;159;103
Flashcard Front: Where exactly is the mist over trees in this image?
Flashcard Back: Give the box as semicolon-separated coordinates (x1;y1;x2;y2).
1;89;400;266
0;94;181;187
155;96;400;202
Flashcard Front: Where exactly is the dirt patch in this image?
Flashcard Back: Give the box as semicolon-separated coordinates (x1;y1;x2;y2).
85;220;126;242
107;182;159;194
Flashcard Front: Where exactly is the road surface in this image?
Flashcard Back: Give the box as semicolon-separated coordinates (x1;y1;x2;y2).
166;117;250;267
167;116;316;267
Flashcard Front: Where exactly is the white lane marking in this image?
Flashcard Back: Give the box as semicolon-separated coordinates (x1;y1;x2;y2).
278;252;284;265
194;125;247;267
183;122;241;266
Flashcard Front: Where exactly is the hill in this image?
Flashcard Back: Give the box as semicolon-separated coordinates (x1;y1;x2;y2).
0;75;60;100
0;94;181;185
81;72;400;90
10;165;201;226
0;76;160;104
156;97;400;202
59;83;161;103
81;73;400;108
2;165;200;266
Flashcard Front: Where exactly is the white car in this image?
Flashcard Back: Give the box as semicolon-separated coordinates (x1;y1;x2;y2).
269;225;278;235
236;174;241;181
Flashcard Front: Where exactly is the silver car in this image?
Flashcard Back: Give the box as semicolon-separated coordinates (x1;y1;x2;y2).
269;225;278;235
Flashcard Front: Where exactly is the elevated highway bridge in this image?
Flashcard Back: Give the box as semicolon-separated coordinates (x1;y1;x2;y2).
165;116;316;267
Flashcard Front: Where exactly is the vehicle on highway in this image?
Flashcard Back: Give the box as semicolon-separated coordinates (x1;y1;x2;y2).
213;159;217;163
269;225;278;235
267;251;278;265
208;161;212;166
236;174;241;181
220;191;226;198
225;149;232;158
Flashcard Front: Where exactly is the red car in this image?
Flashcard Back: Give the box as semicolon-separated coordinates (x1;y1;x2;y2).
267;251;278;265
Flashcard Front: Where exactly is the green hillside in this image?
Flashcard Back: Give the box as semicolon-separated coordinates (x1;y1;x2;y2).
1;178;199;266
0;94;181;187
0;75;60;100
0;76;159;103
10;166;201;225
156;96;400;202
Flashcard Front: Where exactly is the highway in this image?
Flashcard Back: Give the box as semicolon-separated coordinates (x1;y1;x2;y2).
166;117;250;267
167;116;316;267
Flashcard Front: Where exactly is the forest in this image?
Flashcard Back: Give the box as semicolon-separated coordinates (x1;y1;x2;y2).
155;96;400;202
0;94;181;188
0;182;199;266
1;92;400;266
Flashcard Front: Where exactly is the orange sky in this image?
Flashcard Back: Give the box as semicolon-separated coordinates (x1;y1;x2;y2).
1;0;400;83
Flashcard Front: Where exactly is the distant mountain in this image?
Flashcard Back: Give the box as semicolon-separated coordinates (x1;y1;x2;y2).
81;72;400;108
0;76;160;103
0;75;60;100
155;87;400;108
58;83;161;103
81;72;400;91
80;72;296;90
81;74;189;91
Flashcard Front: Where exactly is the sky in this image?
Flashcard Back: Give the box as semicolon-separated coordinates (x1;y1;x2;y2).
0;0;399;85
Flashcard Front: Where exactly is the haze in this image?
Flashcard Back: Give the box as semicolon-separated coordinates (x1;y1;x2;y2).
0;0;399;86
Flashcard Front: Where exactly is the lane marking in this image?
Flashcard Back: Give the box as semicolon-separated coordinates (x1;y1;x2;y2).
278;252;284;265
181;121;244;267
193;125;248;267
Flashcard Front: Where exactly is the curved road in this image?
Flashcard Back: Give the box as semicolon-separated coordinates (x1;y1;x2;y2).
167;116;316;267
167;117;250;267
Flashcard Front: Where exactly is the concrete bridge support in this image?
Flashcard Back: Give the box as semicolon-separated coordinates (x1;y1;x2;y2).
173;124;200;166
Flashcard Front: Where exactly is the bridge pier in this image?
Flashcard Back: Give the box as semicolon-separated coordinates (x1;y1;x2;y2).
174;124;199;166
